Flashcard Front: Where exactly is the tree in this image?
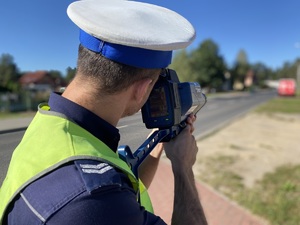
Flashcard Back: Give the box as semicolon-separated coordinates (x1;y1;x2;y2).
251;62;274;87
48;70;65;87
232;49;250;83
65;67;77;84
48;70;62;80
169;49;193;81
275;58;300;80
188;39;227;91
0;53;20;92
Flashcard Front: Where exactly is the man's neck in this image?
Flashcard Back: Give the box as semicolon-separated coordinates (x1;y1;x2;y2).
62;78;129;127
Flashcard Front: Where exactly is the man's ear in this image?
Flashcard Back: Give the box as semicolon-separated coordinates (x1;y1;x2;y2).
133;78;153;104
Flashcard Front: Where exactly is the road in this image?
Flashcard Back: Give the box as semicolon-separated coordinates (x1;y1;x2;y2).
118;90;276;150
0;90;276;184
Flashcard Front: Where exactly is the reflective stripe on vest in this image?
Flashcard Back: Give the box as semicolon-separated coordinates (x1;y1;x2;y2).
0;103;153;223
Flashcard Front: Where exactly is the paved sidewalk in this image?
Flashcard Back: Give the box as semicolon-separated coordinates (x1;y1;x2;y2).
0;117;33;133
0;116;269;225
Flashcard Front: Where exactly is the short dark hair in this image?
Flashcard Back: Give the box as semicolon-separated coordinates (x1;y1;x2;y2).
76;45;160;94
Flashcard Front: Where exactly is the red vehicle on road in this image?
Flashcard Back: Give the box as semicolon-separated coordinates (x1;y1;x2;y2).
277;79;297;96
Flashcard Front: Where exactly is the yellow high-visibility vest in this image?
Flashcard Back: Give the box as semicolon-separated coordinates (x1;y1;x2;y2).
0;103;153;223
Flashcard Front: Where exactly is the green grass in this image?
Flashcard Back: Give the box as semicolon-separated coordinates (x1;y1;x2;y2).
197;97;300;225
198;157;300;225
237;165;300;225
0;111;35;119
197;155;245;199
255;96;300;114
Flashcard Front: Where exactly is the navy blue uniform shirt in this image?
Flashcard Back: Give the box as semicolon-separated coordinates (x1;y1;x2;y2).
5;92;166;225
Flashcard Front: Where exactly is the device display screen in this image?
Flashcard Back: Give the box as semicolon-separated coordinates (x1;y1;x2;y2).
149;86;169;118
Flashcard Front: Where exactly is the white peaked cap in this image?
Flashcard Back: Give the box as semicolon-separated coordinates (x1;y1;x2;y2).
67;0;196;68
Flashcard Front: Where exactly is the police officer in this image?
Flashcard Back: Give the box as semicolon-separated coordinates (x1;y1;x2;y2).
0;1;208;224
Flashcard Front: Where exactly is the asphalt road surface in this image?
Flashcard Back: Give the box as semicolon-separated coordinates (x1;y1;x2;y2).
0;90;276;184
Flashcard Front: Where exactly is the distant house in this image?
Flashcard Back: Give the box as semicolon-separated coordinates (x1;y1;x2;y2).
19;71;64;92
19;71;54;91
18;71;65;110
0;71;66;112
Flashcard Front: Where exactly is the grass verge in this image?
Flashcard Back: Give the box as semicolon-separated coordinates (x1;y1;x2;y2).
198;161;300;225
0;111;35;119
238;165;300;225
197;96;300;225
255;96;300;114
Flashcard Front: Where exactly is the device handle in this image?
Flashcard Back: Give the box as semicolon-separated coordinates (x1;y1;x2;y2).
118;122;188;178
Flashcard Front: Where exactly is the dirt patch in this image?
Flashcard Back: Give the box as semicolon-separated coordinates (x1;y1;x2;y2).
195;112;300;188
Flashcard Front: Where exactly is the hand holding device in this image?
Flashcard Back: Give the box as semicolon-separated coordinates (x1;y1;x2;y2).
118;69;206;177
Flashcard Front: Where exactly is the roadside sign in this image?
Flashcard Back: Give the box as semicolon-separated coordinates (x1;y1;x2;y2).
277;79;297;96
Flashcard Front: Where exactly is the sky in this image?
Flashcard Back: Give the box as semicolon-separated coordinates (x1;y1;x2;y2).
0;0;299;76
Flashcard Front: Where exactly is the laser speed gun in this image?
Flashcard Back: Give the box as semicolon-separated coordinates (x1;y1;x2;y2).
142;69;206;132
118;69;207;177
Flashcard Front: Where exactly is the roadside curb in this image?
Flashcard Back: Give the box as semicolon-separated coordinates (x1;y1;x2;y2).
196;177;270;225
0;127;28;135
0;116;34;134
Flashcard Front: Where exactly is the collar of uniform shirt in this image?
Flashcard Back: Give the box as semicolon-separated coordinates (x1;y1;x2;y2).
48;92;120;151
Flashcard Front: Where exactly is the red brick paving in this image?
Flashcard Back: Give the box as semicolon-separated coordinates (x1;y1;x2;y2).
148;161;269;225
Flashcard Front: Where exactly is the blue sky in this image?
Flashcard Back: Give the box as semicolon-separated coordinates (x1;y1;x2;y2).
0;0;299;75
